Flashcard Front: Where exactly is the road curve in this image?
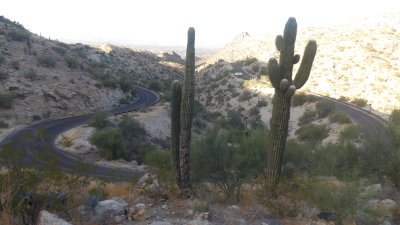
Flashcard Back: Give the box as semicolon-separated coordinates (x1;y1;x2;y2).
0;86;160;182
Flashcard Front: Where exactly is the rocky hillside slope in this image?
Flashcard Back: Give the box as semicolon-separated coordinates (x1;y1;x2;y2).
0;16;183;128
201;12;400;115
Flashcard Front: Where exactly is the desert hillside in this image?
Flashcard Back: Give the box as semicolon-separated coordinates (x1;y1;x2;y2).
201;12;400;115
0;16;183;127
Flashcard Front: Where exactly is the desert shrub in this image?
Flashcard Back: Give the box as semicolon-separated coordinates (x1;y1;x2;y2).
86;183;107;208
339;96;350;102
118;76;135;94
64;56;78;68
252;63;260;73
244;57;258;66
89;127;126;160
52;46;67;55
7;29;29;41
101;79;118;89
143;150;172;170
295;124;330;145
88;111;109;129
192;201;209;213
231;91;240;98
59;136;73;148
148;80;161;91
351;98;368;107
249;106;260;116
316;100;336;118
256;99;268;107
298;109;316;126
0;93;13;109
226;110;244;130
329;110;351;124
389;109;400;146
0;54;5;63
0;121;9;128
238;90;252;102
11;60;20;70
118;116;147;162
292;93;317;107
0;71;8;80
339;124;362;143
38;55;56;68
191;128;266;202
23;70;37;81
31;115;41;121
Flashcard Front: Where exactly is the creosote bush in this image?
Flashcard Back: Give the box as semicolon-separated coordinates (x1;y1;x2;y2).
38;55;56;68
298;109;316;126
295;124;330;145
88;111;109;129
329;110;352;124
315;100;336;118
351;98;368;107
89;127;126;160
0;93;13;109
339;124;362;143
292;93;316;106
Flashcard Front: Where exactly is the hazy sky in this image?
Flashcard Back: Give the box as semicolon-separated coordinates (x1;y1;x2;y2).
2;0;400;48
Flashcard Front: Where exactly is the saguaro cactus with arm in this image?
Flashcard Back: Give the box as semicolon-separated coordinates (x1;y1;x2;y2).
179;27;195;196
266;17;317;193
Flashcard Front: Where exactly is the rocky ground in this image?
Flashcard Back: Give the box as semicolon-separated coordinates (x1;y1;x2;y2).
35;173;398;225
196;61;358;145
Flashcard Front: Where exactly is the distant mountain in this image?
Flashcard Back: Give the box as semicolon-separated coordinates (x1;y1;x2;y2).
157;51;184;64
201;12;400;115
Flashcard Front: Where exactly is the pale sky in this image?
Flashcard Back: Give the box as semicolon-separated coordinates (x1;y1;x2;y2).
2;0;400;48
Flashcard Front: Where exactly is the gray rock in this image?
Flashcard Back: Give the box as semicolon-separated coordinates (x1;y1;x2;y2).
186;219;211;225
94;197;128;215
136;173;165;198
150;221;173;225
37;210;72;225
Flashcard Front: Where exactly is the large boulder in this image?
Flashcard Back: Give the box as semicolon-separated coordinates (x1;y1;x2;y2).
37;210;72;225
135;173;166;198
94;197;128;215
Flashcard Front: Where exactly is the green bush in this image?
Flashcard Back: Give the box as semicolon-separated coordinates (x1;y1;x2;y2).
24;70;37;81
0;93;13;109
88;112;109;129
118;76;135;93
89;127;126;160
101;79;118;89
249;106;260;116
59;136;73;148
32;115;41;121
351;98;368;107
298;109;316;126
389;109;400;146
292;93;317;107
238;90;252;102
38;55;56;68
0;54;5;63
52;46;67;55
118;116;147;162
329;110;351;124
295;124;330;145
256;99;268;107
316;100;336;118
191;128;266;202
0;121;9;128
143;150;172;170
65;56;78;68
243;57;258;66
7;29;29;41
339;124;362;143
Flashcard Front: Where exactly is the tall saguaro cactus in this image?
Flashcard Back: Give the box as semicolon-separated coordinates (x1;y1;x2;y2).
171;28;195;195
179;27;195;195
171;80;182;188
266;18;317;192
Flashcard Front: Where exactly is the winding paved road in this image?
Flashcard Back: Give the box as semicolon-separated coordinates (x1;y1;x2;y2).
0;86;159;182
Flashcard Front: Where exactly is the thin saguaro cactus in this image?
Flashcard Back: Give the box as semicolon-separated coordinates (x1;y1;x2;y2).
266;18;317;192
170;80;182;188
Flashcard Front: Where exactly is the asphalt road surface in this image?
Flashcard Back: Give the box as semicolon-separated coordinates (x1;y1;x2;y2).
0;86;159;182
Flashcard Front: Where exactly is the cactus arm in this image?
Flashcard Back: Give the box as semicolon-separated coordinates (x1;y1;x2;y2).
268;58;280;88
293;40;317;89
279;17;297;81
